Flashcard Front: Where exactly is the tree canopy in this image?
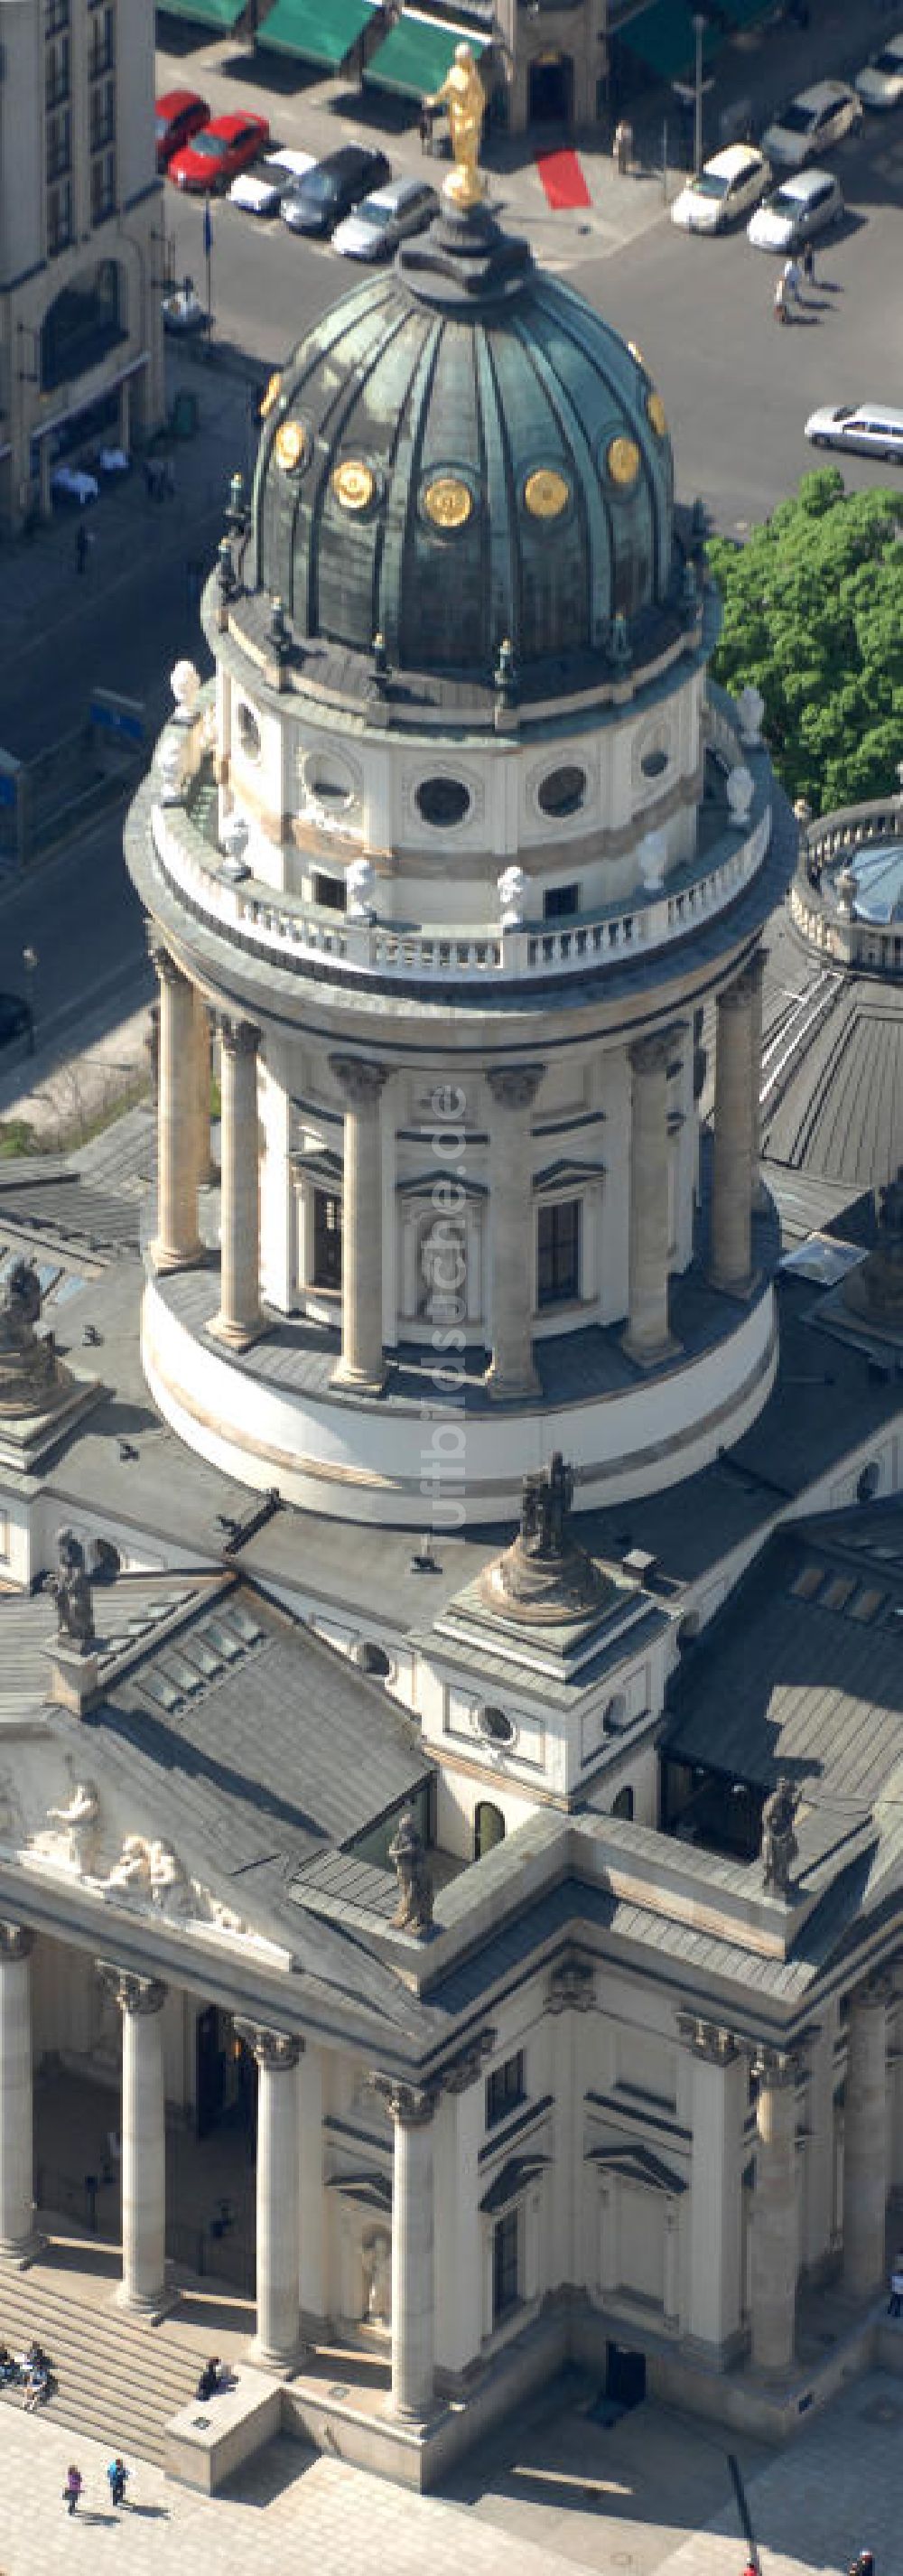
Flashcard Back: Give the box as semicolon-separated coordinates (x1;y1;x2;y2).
706;469;903;816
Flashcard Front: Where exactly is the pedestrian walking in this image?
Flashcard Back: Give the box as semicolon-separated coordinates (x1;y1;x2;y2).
774;273;788;324
107;2455;130;2507
783;254;802;307
418;101;432;154
801;238;815;286
613;117;633;176
75;522;89;574
63;2465;83;2515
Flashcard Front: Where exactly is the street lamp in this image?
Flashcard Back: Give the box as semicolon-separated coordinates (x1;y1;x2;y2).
692;11;708;177
22;945;37;1050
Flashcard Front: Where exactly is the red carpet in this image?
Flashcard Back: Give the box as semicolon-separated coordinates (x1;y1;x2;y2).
535;148;591;210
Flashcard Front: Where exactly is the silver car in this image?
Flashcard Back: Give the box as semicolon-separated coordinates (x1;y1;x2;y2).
331;176;438;260
748;166;843;251
805;402;903;464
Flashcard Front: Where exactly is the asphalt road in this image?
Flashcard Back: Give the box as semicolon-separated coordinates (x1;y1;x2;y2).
165;99;903;537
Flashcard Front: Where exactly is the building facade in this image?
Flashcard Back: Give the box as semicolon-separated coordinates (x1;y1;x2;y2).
1;164;903;2496
0;0;164;533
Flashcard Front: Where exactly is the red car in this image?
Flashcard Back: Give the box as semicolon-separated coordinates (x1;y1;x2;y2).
169;111;271;192
155;89;210;173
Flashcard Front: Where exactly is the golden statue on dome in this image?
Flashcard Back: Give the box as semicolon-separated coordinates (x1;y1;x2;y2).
425;42;487;210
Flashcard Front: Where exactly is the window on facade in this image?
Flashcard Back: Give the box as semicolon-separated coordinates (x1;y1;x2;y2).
41;259;122;384
492;2207;520;2325
543;882;578;920
474;1801;506;1862
46;108;71;181
415;777;470;829
45;0;70;32
91;148;116;225
88;7;115;78
486;2050;526;2128
312;871;347;912
46;180;73;258
538;764;586;818
312;1188;342;1292
45;35;70;107
612;1785;635;1821
90;76;116;152
537;1199;580;1308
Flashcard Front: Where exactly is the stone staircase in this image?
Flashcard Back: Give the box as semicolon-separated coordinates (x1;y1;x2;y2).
0;2263;210;2465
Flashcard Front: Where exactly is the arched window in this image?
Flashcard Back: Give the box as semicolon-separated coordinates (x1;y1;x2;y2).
612;1786;634;1822
91;1537;120;1584
474;1802;506;1861
358;1642;390;1677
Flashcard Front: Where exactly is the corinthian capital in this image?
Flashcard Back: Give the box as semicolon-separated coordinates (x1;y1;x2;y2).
233;2020;303;2071
0;1923;34;1963
629;1022;686;1078
487;1062;545;1112
218;1015;260;1059
371;2074;438;2128
677;2011;738;2066
97;1964;167;2017
329;1054;389;1110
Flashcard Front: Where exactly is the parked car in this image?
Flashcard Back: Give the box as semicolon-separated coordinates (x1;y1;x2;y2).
855;31;903;109
332;175;439;259
51;462;99;504
748;166;843;251
670;143;771;234
154;89;209;173
229;146;316;215
0;994;34;1055
169;111;270;193
761;79;861;169
805;402;903;463
281;145;391;238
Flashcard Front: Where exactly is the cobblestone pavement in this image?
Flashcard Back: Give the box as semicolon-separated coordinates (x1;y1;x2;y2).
0;2366;898;2576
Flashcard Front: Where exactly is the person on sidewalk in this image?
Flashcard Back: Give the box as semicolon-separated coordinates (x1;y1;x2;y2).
774;272;789;324
63;2466;83;2515
107;2456;130;2507
801;238;815;287
783;254;802;308
887;2250;903;2315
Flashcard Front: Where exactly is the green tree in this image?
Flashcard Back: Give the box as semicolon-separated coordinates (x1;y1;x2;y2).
707;471;903;815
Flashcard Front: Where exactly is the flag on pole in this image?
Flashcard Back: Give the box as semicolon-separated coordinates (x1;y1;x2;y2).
203;196;213;258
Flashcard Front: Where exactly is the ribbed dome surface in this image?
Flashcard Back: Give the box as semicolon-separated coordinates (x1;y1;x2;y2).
252;211;675;678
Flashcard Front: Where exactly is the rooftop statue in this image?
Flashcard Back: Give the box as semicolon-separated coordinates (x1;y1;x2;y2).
481;1451;617;1626
760;1776;800;1896
424;42;486;210
0;1256;63;1418
388;1806;434;1938
49;1529;96;1654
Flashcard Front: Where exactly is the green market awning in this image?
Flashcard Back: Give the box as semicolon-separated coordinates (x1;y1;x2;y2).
259;0;374;66
157;0;246;27
617;0;719;83
365;11;487;101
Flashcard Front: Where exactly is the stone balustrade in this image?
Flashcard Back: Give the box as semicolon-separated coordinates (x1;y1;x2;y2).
151;789;770;992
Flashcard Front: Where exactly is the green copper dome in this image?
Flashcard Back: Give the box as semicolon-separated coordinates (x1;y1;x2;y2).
252;208;676;680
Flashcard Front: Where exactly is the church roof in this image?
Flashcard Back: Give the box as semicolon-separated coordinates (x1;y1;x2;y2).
251;205;675;687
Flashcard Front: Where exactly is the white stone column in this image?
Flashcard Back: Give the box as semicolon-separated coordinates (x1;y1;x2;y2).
150;946;202;1273
679;2014;744;2358
711;965;757;1293
102;1967;168;2315
749;2048;799;2375
329;1055;389;1395
237;2023;303;2370
210;1016;262;1349
622;1026;684;1366
485;1063;545;1401
378;2079;437;2421
802;2011;835;2279
842;1977;890;2301
0;1924;38;2263
193;988;213;1190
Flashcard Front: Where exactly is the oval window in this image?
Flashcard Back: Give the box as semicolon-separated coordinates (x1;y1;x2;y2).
308;770;353;809
416;777;470;829
236;704;261;762
479;1704;514;1744
538;765;586;819
641;746;668;780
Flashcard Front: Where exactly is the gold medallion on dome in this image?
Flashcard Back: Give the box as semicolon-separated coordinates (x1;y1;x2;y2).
331;459;376;513
606;434;640;489
524;467;569;521
423;474;472;530
275;418;308;474
259;370;282;421
647;390;667;439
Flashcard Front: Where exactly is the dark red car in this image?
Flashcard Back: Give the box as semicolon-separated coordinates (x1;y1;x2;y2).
155;89;210;173
169;110;271;193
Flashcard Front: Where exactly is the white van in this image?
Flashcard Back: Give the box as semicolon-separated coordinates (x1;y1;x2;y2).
805;403;903;464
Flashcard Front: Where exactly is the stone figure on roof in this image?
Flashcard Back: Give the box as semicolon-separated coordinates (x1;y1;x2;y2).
760;1776;799;1895
47;1778;102;1876
0;1256;62;1418
424;42;486;210
49;1530;95;1652
388;1806;433;1937
521;1451;573;1558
